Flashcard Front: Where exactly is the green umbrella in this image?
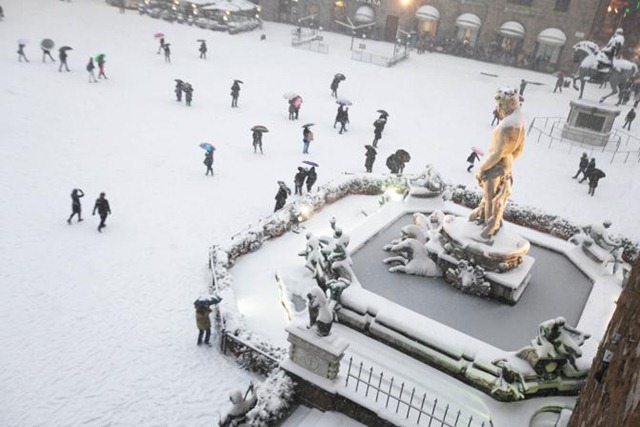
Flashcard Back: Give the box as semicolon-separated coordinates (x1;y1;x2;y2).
94;53;106;61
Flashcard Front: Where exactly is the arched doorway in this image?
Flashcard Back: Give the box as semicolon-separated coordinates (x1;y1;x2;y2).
415;5;440;38
455;13;481;47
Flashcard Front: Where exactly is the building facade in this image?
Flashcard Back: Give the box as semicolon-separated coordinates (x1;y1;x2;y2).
258;0;625;73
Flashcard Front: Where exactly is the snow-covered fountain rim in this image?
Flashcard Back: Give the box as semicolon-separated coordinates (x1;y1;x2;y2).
207;174;632;362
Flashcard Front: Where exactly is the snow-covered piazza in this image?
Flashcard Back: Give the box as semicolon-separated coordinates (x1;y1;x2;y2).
1;1;639;426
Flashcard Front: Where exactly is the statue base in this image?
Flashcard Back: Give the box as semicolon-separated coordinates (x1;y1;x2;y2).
426;215;535;304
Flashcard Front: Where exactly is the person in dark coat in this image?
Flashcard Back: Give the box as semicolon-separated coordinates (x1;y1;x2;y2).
97;55;107;79
305;166;317;192
466;150;480;172
364;145;377;173
330;76;340;98
157;37;165;54
274;181;291;212
302;126;313;154
87;57;97;83
203;149;213;176
372;117;386;147
42;47;55;63
588;169;605;196
386;154;400;174
163;43;171;63
195;305;212;346
230;81;240;108
553;71;565;93
337;107;349;134
17;43;29;62
519;79;528;96
491;108;500;126
58;48;70;72
622;108;636;130
174;79;184;102
118;0;126;13
183;83;193;106
579;158;596;183
572;152;589;179
67;188;85;224
252;129;263;154
294;167;307;195
333;105;343;128
288;100;296;120
199;40;207;59
92;192;111;233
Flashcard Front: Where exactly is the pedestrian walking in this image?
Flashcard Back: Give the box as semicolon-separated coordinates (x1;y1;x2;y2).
364;145;377;172
491;108;500;126
330;75;341;98
92;192;111;232
97;54;107;79
579;158;596;183
305;166;317;192
203;149;213;176
372;117;386;147
230;80;241;108
519;79;528;96
118;0;126;13
291;96;302;120
302;125;314;154
58;48;70;72
572;152;589;179
195;305;212;346
622;108;636;130
199;40;207;59
86;57;97;83
554;71;565;93
466;150;480;172
163;43;171;63
183;83;193;106
67;188;85;224
337;107;349;134
288;100;296;120
42;47;55;63
294;167;307;195
174;79;184;102
274;181;291;212
157;37;165;54
588;168;606;196
252;129;263;154
333;105;343;128
17;43;29;62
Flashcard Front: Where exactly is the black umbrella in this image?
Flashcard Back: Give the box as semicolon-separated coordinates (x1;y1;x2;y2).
41;38;55;50
174;78;184;83
395;149;411;162
251;125;269;133
335;73;346;81
197;39;206;42
377;109;389;117
365;145;377;154
591;169;606;179
59;46;73;51
194;295;222;308
234;79;244;84
302;123;315;128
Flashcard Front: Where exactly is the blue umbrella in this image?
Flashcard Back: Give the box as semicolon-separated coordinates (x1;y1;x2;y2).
302;160;319;167
199;142;215;152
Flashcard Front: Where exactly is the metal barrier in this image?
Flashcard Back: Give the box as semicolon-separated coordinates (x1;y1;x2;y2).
291;33;329;54
351;49;409;67
344;357;493;426
221;330;281;375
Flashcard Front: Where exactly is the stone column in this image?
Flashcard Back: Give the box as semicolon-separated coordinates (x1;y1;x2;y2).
285;324;349;381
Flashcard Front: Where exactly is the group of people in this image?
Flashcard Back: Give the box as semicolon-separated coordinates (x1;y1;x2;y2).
293;166;317;195
174;79;194;106
572;153;606;196
17;41;107;82
333;104;349;134
66;189;112;232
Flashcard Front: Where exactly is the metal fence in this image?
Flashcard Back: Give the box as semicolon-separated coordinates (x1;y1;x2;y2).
220;330;281;375
345;357;493;427
527;116;640;164
351;49;409;67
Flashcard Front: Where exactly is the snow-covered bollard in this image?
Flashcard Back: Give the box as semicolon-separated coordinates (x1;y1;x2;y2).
284;323;349;381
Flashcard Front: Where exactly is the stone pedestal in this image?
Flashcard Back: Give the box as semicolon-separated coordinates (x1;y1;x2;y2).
286;324;349;381
561;100;621;146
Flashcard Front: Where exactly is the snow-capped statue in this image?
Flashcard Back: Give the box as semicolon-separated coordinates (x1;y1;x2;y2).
570;220;625;274
597;28;625;70
409;164;444;198
516;317;590;375
383;223;429;251
383;238;442;277
218;383;258;427
326;277;351;314
469;88;526;240
588;220;622;252
445;260;490;296
491;359;526;401
299;232;323;272
306;286;333;336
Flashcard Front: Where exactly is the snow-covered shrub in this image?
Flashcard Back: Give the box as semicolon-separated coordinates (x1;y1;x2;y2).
244;370;295;426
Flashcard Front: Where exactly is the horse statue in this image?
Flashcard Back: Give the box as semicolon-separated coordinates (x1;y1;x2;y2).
383;238;442;277
572;41;638;103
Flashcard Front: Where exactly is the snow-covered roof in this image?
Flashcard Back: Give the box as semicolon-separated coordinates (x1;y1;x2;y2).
498;21;525;38
415;5;440;21
200;0;257;12
183;0;216;5
353;6;375;25
455;13;481;30
537;28;567;46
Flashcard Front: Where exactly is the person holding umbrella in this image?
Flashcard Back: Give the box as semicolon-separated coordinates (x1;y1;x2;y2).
203;147;214;176
274;181;291;212
251;126;267;154
195;303;212;346
198;40;207;59
183;82;193;106
588;168;606;196
67;188;85;224
294;167;307;195
86;57;98;83
372;117;386;147
302;124;314;154
230;80;242;108
163;43;171;63
337;106;349;134
17;42;29;62
174;79;184;102
96;54;107;80
42;45;55;63
157;36;165;54
92;192;111;233
466;149;481;172
58;47;71;72
579;158;596;183
305;166;317;192
330;73;345;98
364;145;377;172
291;95;302;120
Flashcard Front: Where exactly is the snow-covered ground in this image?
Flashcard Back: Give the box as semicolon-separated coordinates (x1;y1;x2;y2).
0;1;638;426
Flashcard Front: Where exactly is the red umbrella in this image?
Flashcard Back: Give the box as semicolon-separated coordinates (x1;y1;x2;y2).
471;147;484;156
154;32;165;39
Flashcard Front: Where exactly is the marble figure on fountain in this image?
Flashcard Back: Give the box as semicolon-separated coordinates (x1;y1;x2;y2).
491;359;527;401
570;220;625;273
444;259;490;296
409;164;445;198
383;237;442;277
306;286;334;337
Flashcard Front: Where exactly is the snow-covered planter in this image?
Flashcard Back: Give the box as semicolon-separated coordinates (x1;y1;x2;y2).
244;370;295;426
